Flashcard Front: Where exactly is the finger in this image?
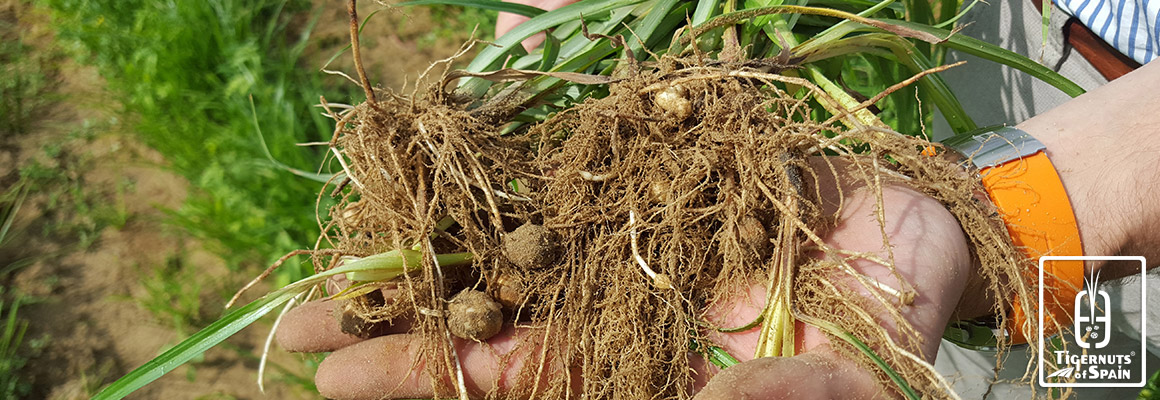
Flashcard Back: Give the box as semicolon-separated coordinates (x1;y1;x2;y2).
694;345;883;400
315;324;553;400
276;298;412;353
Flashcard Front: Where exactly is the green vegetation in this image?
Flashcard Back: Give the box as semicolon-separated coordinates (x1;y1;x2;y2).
40;0;497;284
138;252;209;336
1;5;61;396
1;1;61;137
0;172;34;400
16;123;131;247
17;0;492;396
0;292;33;399
1141;368;1160;400
43;0;344;280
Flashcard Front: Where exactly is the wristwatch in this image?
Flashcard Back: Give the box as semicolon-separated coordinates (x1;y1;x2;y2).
940;126;1085;349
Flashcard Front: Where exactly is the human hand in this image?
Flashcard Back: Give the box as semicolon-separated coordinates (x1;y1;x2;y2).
275;160;987;399
693;164;981;399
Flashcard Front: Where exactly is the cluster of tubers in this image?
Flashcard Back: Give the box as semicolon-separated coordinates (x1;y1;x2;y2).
442;223;561;341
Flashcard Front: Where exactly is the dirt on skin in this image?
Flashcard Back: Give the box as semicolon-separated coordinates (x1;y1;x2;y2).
1;0;470;398
310;36;1048;398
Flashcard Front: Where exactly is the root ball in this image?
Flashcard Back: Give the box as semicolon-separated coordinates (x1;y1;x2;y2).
502;223;562;269
447;289;503;341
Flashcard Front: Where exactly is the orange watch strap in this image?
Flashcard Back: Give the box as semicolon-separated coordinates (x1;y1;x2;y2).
978;150;1085;344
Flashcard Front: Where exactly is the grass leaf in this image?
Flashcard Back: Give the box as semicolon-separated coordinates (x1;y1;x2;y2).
93;249;473;399
399;0;547;18
884;19;1086;97
835;329;920;400
625;0;680;59
538;34;562;71
801;316;921;400
458;0;645;98
692;0;721;26
249;96;343;184
92;287;304;400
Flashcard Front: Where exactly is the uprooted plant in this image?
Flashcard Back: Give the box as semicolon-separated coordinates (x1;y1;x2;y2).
94;0;1088;399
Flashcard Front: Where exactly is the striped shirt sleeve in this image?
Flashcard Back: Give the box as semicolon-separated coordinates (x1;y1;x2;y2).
1055;0;1159;63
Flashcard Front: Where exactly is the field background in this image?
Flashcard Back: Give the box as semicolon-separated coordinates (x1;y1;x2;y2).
0;0;493;398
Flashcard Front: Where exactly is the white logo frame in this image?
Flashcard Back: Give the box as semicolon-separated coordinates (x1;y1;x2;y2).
1038;255;1147;388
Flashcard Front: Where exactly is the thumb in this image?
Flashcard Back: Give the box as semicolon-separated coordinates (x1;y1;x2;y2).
694;346;885;400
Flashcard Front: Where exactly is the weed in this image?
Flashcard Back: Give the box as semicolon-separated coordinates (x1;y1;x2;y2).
1141;368;1160;400
0;188;40;399
0;0;62;137
138;253;208;336
15;123;129;248
0;286;32;398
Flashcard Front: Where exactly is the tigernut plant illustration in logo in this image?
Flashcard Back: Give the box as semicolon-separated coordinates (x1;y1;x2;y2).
1074;270;1111;350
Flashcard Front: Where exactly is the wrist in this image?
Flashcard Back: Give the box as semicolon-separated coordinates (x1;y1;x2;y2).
1016;61;1160;278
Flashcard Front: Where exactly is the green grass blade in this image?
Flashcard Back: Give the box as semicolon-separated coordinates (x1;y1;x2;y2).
707;346;741;369
808;0;906;13
459;0;645;98
399;0;547;18
92;287;304;400
933;0;980;29
692;0;722;25
93;249;457;399
538;34;562;71
1040;1;1052;57
626;0;680;59
906;48;977;133
902;0;935;57
476;7;636;110
802;316;920;400
800;32;977;133
884;19;1086;97
248;96;342;184
0;183;28;246
689;339;741;369
554;5;635;60
808;0;895;47
835;329;920;400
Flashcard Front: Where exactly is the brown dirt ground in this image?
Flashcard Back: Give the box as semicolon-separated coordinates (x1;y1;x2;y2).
308;1;491;95
2;1;480;398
